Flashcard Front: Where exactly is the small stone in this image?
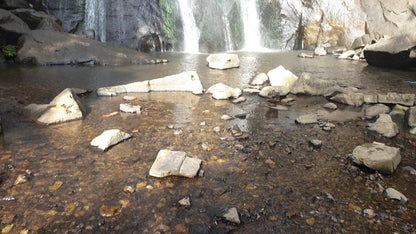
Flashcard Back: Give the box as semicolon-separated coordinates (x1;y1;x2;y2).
200;121;206;126
123;186;135;194
120;103;141;113
206;53;239;70
49;181;63;192
323;102;338;110
298;52;314;58
325;123;336;128
363;209;376;219
295;114;318;124
173;129;183;136
178;196;191;207
267;105;289;111
99;205;121;217
149;150;202;178
223;207;240;224
14;175;28;185
232;97;246;104
201;143;210;151
368;114;399;138
174;224;189;232
385;188;408;202
310;139;322;148
91;129;132;151
1;224;14;233
213;126;221;133
281;97;295;104
306;217;316;226
122;96;137;101
221;115;233;120
251;73;269;85
403;166;416;175
207;83;242;99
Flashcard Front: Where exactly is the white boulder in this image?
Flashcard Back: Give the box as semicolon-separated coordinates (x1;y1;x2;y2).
97;81;150;96
251;73;269;85
149;71;203;95
206;53;240;70
267;66;298;90
206;83;242;100
91;129;132;151
120;104;142;113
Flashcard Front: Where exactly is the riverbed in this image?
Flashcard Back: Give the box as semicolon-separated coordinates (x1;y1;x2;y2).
0;52;415;233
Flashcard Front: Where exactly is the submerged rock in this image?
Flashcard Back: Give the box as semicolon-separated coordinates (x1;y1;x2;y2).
291;73;339;96
364;34;416;69
120;104;142;113
90;129;132;151
35;88;85;125
206;53;240;70
267;66;298;89
295;114;318;124
378;92;415;106
352;142;401;174
331;93;364;107
207;83;242;100
259;86;290;98
251;73;269;85
149;150;202;178
385;188;408;202
364;104;390;119
368;114;399;138
97;71;203;96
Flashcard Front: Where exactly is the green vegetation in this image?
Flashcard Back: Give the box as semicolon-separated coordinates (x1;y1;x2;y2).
2;45;17;59
160;0;176;45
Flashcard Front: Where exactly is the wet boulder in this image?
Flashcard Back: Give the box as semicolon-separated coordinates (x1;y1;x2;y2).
17;30;164;66
364;104;390;119
352;141;401;174
368;114;399;138
364;34;416;69
11;8;61;30
351;34;371;50
149;71;203;95
378;92;415;106
330;93;364;107
35;88;86;125
0;9;30;45
0;0;30;9
149;150;202;178
207;83;242;100
206;53;240;70
36;18;64;32
91;129;132;151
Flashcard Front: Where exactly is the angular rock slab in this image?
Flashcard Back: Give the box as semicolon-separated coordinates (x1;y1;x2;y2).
408;106;416;127
364;104;390;119
352;142;401;174
223;207;240;224
368;114;399;138
385;188;408;203
330;93;364;107
207;83;242;100
295;114;318;124
97;71;203;96
120;104;141;113
37;88;85;125
149;150;202;178
206;53;240;70
251;73;269;85
267;65;298;89
91;129;132;151
378;92;415;106
149;71;203;94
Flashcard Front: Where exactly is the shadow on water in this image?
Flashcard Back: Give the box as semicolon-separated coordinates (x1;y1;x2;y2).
0;52;415;232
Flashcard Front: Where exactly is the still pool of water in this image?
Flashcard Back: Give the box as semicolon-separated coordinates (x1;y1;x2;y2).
0;52;415;233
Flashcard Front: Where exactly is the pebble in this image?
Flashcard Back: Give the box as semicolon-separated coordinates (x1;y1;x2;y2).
306;217;315;226
201;143;210;151
385;188;408;202
232;97;246;104
323;102;338;110
221;115;234;120
363;209;376;219
99;205;121;217
122;96;137;101
123;186;135;194
213;126;221;133
178;196;191;207
267;105;289;111
310;139;322;148
403;166;416;176
223;207;240;224
295;114;318;124
14;175;28;185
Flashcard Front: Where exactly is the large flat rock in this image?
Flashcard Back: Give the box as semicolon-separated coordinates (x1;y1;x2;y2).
352;142;401;174
17;30;164;66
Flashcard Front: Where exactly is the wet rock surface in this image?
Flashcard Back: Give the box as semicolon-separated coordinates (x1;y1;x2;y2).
90;129;132;151
368;114;399;138
149;150;202;178
207;83;242;100
352;142;401;174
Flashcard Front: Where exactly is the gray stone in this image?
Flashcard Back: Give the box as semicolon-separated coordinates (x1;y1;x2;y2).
291;73;339;96
267;105;289;111
232;97;246;104
298;52;314;58
351;34;371;50
390;104;409;116
378;92;415;106
120;104;142;113
251;73;269;85
222;207;240;224
352;141;401;174
310;139;322;147
364;94;378;104
149;71;204;95
97;81;150;96
323;103;338;110
206;53;239;70
385;188;408;202
409;106;416;127
259;86;290;98
149;150;201;178
331;93;364;107
368;114;399;138
207;83;242;100
11;8;60;30
364;104;390;119
90;129;132;151
178;196;191;207
37;88;85;125
221;115;233;120
295;114;318;124
410;127;416;135
0;0;30;9
314;46;327;56
0;9;30;45
267;66;298;89
338;50;356;59
17;30;163;66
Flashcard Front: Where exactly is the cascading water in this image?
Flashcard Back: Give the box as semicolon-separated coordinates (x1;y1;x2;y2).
178;0;200;53
240;0;263;51
222;15;233;51
84;0;106;42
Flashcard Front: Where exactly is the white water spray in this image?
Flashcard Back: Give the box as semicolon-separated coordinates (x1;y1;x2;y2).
241;0;263;51
178;0;200;53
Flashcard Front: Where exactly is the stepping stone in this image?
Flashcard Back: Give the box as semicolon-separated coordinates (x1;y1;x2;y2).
91;129;131;151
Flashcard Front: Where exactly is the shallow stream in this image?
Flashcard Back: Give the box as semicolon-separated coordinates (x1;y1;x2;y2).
0;52;415;233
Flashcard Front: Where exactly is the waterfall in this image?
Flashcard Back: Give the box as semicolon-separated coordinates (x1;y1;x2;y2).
178;0;200;53
240;0;263;51
223;15;233;51
85;0;106;42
